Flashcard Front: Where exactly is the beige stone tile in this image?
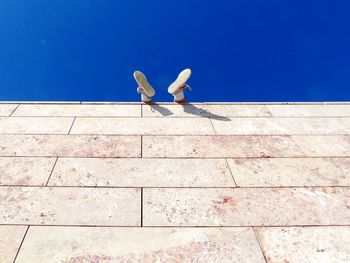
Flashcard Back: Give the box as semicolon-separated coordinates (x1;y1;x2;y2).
71;117;215;135
0;226;27;263
0;187;140;225
16;226;265;263
143;135;305;158
0;104;18;116
142;104;271;118
293;135;350;157
13;104;141;117
0;135;140;157
0;101;81;104
267;105;350;117
81;102;141;104
0;157;55;186
49;158;234;187
212;118;350;135
228;158;350;187
256;226;350;263
0;117;73;134
143;187;350;226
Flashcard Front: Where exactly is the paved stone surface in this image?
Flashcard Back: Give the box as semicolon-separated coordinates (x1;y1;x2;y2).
227;158;350;187
0;104;18;116
143;187;350;226
143;135;305;158
142;104;272;117
212;117;350;135
16;227;265;262
13;104;141;117
293;135;350;157
2;102;350;261
0;225;27;263
49;158;234;187
71;117;215;135
0;187;141;225
0;117;73;134
0;135;140;157
0;157;55;186
267;104;350;117
256;226;350;263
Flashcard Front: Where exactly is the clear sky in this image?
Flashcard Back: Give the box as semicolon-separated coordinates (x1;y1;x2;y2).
0;0;349;102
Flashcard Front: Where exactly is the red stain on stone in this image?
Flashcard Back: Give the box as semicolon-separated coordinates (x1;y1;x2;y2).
234;159;244;165
66;254;113;263
96;235;229;262
223;197;230;204
211;196;235;216
213;196;234;205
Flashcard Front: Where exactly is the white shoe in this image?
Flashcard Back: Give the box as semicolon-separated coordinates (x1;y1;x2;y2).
133;71;156;102
168;69;192;102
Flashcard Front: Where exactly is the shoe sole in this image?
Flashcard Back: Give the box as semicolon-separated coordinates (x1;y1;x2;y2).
168;68;192;94
133;71;155;97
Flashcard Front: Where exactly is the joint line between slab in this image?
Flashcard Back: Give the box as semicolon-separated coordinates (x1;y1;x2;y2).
2;223;350;227
253;227;268;263
0;156;350;160
9;104;20;117
208;118;217;134
1;156;350;160
141;188;143;227
225;159;238;187
9;115;350;119
2;185;350;189
68;117;76;134
3;133;350;136
13;225;30;263
45;157;58;186
140;135;143;158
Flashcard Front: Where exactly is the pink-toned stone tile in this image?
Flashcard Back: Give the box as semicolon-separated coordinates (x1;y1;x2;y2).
0;135;140;157
143;187;350;226
80;102;141;104
0;117;73;134
80;102;127;104
293;135;350;157
143;135;304;158
0;101;81;104
142;104;271;117
0;104;18;116
0;225;27;263
0;187;140;225
255;226;350;263
13;104;141;117
212;118;350;135
228;158;350;187
48;158;234;187
71;117;215;135
267;105;350;117
16;226;265;263
0;157;55;186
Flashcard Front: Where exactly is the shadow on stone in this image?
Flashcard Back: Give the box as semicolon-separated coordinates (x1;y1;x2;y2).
147;103;174;116
182;103;231;121
146;102;231;121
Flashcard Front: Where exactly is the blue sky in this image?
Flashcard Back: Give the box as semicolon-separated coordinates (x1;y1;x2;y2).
0;0;349;102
